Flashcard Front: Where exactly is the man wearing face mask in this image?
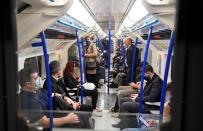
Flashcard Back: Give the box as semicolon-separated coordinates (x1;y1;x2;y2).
33;72;43;90
112;65;162;129
121;65;162;112
18;68;93;129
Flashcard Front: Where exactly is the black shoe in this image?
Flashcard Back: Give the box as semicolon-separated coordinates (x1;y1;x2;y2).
109;83;118;88
112;122;121;128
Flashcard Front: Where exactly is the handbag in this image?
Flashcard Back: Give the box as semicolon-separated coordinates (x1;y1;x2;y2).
82;82;95;90
86;61;97;69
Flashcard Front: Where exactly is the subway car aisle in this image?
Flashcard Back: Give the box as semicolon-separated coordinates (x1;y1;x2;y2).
93;82;120;130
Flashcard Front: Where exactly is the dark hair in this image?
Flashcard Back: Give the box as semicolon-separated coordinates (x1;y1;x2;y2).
85;35;90;41
18;68;33;87
139;61;149;67
167;82;172;92
49;60;61;75
127;37;133;44
75;61;79;67
145;65;154;73
63;61;76;75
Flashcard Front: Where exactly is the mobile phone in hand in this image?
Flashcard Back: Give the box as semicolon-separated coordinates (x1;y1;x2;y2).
139;115;150;127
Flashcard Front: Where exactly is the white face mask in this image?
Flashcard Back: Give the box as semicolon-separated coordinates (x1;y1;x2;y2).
165;95;172;102
123;44;128;49
35;77;42;90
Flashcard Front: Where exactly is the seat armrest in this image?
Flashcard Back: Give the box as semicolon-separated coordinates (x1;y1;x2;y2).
66;87;77;91
145;102;161;106
150;110;160;114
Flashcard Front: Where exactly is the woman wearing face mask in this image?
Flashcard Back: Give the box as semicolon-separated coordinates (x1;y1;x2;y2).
84;36;102;115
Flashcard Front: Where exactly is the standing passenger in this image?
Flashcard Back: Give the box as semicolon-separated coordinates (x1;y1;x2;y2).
85;36;102;115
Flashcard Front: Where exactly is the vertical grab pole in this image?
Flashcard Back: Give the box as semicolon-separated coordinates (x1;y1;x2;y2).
81;37;86;83
96;37;100;50
160;31;174;114
107;21;112;94
98;38;101;50
99;38;106;66
97;36;106;66
122;39;126;68
130;37;138;83
96;39;98;48
76;30;84;104
139;26;153;113
40;32;53;131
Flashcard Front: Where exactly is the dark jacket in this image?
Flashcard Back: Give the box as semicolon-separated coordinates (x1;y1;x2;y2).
126;44;139;70
43;76;70;97
136;73;162;102
125;44;139;83
20;90;44;123
63;72;79;89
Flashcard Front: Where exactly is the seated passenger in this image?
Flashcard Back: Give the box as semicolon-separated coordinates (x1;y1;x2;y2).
63;61;102;117
18;68;91;129
43;60;92;112
110;62;149;114
110;37;139;88
146;82;172;127
112;65;162;129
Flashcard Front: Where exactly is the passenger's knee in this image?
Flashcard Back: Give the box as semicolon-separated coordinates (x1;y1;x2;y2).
118;86;122;91
118;90;126;98
117;90;121;96
120;102;130;112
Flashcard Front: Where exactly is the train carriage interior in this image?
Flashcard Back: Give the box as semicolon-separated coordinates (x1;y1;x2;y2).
1;0;203;131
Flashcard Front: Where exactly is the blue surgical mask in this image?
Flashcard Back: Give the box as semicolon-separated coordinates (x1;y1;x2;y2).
35;77;42;90
123;45;128;49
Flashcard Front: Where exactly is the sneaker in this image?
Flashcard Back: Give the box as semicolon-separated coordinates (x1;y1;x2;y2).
109;107;119;113
92;110;102;117
109;107;114;113
111;112;119;118
95;107;102;112
109;83;117;88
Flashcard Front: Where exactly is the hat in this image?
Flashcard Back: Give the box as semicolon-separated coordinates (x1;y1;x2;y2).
49;60;61;75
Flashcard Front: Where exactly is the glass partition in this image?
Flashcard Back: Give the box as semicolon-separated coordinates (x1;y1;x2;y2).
17;108;162;131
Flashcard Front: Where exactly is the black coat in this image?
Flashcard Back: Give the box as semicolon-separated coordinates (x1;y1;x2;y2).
43;76;70;97
126;44;139;70
63;72;79;89
136;73;162;102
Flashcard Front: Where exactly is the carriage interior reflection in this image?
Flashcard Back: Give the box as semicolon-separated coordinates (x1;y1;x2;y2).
16;0;176;130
